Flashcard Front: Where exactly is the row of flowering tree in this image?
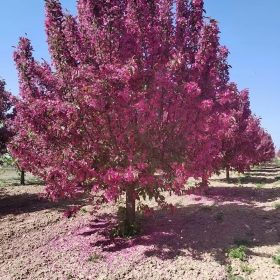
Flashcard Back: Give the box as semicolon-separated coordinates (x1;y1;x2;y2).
8;0;275;224
0;79;26;184
213;83;275;180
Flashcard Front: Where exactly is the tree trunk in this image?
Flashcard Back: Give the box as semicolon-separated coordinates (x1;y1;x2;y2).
226;166;230;181
20;169;25;185
202;177;208;187
126;183;136;225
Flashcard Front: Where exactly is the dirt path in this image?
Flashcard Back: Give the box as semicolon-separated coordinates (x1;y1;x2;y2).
1;165;280;279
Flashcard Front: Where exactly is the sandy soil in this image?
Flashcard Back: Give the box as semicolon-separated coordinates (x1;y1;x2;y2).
1;165;280;280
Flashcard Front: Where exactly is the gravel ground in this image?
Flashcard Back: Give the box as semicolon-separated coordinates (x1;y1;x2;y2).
1;165;280;279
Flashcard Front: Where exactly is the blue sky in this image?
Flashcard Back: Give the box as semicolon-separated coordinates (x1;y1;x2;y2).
0;0;279;149
204;0;280;151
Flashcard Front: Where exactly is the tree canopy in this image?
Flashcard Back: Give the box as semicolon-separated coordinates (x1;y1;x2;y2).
9;0;275;223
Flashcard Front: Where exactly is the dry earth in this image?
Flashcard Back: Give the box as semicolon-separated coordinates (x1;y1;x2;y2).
1;165;280;280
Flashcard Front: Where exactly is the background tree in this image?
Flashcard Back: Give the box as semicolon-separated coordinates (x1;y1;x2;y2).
10;0;252;224
214;83;252;180
0;78;14;159
0;78;25;184
214;82;275;180
253;129;275;165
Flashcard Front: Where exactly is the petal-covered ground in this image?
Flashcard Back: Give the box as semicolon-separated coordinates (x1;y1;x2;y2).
1;165;280;279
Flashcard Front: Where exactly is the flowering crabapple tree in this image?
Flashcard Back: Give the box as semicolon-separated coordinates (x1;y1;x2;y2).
11;0;236;224
0;78;25;184
216;102;275;180
210;72;275;179
223;116;264;179
213;84;267;180
0;78;14;158
277;149;280;158
253;129;275;165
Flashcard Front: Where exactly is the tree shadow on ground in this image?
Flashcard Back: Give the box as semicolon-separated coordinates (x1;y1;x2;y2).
246;170;280;175
206;185;280;203
249;167;280;173
0;187;87;216
211;176;277;185
211;166;280;185
86;186;280;266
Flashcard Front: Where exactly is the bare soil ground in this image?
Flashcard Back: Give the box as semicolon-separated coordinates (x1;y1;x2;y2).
1;165;280;280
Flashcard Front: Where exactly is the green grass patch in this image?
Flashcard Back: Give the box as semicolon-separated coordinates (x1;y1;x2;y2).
275;157;280;167
228;245;247;261
274;203;280;209
272;248;280;266
26;177;45;185
110;206;141;238
240;264;255;275
174;200;183;207
273;255;280;265
0;172;44;187
226;265;245;280
251;165;261;170
255;182;265;188
273;180;280;187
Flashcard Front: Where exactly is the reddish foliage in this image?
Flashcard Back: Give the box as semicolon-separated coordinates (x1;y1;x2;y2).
254;130;275;164
9;0;274;221
0;78;14;156
214;83;275;173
